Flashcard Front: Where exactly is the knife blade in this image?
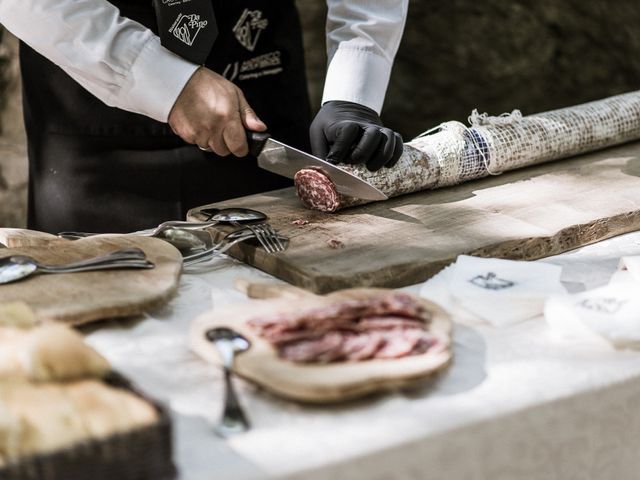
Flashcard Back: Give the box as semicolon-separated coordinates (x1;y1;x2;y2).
247;132;388;201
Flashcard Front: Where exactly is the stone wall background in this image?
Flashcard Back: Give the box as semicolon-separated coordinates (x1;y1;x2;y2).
0;29;26;228
2;1;640;226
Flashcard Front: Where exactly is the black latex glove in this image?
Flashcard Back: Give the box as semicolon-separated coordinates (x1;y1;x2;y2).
310;100;404;171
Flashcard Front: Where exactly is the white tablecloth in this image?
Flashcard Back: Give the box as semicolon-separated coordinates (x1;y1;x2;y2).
85;232;640;480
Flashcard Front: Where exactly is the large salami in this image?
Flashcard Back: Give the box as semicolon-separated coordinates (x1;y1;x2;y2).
296;90;640;212
295;121;468;212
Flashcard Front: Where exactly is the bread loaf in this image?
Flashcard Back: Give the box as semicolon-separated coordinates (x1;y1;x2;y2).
26;325;111;382
0;303;156;466
0;383;86;459
66;380;158;439
0;380;158;463
0;303;37;329
0;320;110;383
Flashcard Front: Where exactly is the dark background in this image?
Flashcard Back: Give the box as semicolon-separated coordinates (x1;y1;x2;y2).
2;0;640;225
299;0;640;138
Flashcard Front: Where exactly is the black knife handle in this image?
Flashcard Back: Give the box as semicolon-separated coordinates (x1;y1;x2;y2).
246;131;271;157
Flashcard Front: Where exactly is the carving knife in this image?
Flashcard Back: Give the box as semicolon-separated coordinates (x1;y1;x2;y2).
247;132;388;201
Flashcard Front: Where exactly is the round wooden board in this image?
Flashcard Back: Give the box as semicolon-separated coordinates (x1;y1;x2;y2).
189;287;452;403
0;234;182;325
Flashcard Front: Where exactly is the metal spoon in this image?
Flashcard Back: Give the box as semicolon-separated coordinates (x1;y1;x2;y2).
199;207;266;224
57;207;268;240
206;327;252;437
155;228;212;257
138;208;268;236
0;247;154;285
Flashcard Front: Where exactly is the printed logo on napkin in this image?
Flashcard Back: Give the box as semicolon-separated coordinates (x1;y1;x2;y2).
443;256;566;327
577;297;628;315
170;13;208;46
545;283;640;349
233;9;269;52
469;272;515;291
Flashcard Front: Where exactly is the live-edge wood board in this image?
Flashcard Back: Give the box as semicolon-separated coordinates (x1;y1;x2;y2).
188;141;640;294
0;233;182;325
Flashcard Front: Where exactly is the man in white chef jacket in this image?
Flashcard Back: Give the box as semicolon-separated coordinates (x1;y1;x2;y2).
0;1;407;233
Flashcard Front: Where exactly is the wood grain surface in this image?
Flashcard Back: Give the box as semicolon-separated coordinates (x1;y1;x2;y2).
189;284;452;403
0;230;182;325
188;141;640;293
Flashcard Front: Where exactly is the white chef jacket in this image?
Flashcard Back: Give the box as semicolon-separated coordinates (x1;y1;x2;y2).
0;0;407;123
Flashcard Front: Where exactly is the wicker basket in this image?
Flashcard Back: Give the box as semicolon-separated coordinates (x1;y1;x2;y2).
0;373;176;480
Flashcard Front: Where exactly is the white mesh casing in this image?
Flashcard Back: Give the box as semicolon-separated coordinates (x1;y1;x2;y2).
337;90;640;201
471;90;640;175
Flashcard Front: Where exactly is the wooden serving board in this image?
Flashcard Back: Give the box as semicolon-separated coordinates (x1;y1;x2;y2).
0;230;182;325
189;284;452;403
188;141;640;293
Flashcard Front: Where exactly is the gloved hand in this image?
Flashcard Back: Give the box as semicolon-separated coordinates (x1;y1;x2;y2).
310;101;404;171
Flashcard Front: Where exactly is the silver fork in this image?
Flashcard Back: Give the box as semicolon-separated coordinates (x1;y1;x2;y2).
264;223;286;251
182;231;257;267
182;228;287;267
237;222;285;253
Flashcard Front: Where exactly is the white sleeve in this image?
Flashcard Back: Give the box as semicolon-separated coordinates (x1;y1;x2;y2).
0;0;199;122
322;0;408;114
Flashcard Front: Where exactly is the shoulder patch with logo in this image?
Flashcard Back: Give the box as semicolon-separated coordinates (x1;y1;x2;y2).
233;9;269;52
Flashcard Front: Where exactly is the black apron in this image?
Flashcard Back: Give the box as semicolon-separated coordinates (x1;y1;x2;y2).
20;0;311;233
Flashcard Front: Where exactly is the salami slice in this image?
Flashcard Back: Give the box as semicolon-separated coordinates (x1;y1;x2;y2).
294;168;342;212
374;329;423;359
280;332;345;363
342;332;385;361
356;316;427;331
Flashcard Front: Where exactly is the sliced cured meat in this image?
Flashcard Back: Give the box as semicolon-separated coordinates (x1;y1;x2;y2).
248;302;358;341
375;329;431;359
279;332;344;363
247;292;429;340
413;336;437;355
266;329;322;346
341;332;385;361
315;333;349;363
367;293;430;321
356;316;426;331
247;292;436;364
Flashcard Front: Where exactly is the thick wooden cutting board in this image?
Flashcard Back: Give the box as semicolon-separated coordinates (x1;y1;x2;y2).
189;284;452;403
187;141;640;294
0;230;182;325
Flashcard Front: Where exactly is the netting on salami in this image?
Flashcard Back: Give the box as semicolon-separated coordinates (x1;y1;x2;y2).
296;90;640;212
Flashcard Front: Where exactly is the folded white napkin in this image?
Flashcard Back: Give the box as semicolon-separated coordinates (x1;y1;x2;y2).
545;283;640;348
421;255;566;326
608;256;640;285
418;264;483;325
545;256;640;349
